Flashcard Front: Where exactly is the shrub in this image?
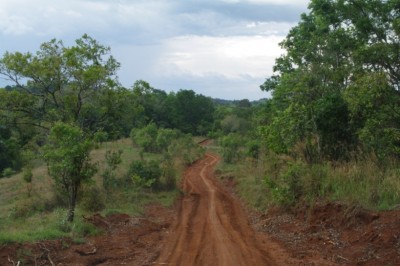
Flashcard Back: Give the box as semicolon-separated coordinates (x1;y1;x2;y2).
2;167;15;177
130;123;158;152
168;134;204;166
93;131;109;145
220;133;242;163
127;160;161;189
80;186;106;212
102;149;123;191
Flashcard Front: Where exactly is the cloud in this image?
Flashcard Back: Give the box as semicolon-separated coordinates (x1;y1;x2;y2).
155;34;284;79
111;33;283;99
0;0;306;100
221;0;308;6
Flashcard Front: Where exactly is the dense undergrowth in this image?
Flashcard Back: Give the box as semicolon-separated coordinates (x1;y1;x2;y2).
212;137;400;213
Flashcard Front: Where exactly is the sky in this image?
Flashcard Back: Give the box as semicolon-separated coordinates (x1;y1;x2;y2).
0;0;309;100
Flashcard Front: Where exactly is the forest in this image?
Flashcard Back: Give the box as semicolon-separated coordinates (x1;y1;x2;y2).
0;0;400;264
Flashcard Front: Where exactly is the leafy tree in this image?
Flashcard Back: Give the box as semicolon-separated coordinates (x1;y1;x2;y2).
130;123;159;153
166;90;215;135
220;114;250;134
43;122;97;222
260;0;400;160
0;125;22;174
132;80;169;127
0;34;120;130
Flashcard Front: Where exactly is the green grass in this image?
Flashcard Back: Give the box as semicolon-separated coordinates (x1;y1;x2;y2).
0;138;180;245
215;147;400;212
0;207;99;245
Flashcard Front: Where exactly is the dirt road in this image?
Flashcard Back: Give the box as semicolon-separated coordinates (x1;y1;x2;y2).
156;153;275;266
2;150;399;265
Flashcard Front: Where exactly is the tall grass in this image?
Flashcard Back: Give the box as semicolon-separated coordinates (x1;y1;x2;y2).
217;147;400;212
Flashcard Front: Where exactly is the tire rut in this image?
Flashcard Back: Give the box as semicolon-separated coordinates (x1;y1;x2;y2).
156;152;276;266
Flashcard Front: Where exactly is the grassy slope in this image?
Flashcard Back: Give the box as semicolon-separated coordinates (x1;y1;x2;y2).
210;141;400;212
0;138;178;245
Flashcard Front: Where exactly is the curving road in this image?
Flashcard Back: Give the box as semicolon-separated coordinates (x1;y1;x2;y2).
156;152;276;266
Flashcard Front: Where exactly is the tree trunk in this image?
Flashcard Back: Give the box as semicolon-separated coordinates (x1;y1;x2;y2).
67;185;78;222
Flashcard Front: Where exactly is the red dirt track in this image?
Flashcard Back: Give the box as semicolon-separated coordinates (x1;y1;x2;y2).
1;149;400;265
156;153;274;265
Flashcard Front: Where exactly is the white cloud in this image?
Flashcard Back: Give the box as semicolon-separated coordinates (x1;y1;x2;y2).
221;0;308;6
156;34;284;79
0;0;303;99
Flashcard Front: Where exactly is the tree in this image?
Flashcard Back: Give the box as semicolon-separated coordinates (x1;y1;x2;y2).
0;125;22;174
0;34;120;130
43;122;97;222
259;0;400;160
166;89;215;135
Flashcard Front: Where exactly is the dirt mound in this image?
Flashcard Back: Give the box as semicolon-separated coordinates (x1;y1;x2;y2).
257;202;400;265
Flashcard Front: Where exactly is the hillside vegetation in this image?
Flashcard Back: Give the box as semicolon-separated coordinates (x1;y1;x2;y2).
1;0;400;245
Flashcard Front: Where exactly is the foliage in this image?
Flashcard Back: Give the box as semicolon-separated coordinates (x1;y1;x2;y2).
43;122;97;222
0;125;22;175
2;167;15;178
168;134;204;166
166;89;215;135
259;0;400;161
219;133;242;163
79;186;106;212
220;114;250;134
22;165;33;196
102;149;123;191
0;34;120;129
130;123;159;153
127;160;161;189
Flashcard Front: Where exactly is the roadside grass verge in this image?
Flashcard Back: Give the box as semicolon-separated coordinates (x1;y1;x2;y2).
214;147;400;212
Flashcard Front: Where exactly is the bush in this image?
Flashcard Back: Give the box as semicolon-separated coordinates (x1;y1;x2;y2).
156;128;181;152
127;160;162;189
130;123;158;152
168;134;204;166
2;167;15;178
264;162;305;207
102;149;123;191
93;131;109;145
80;186;106;212
220;133;242;163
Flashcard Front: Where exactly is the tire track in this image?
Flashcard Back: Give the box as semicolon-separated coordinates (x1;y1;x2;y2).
156;152;275;266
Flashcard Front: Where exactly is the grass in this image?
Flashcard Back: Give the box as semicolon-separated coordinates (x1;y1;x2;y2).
0;207;99;245
214;146;400;212
0;138;180;245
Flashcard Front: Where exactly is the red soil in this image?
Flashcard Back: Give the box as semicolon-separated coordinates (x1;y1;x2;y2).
1;151;399;265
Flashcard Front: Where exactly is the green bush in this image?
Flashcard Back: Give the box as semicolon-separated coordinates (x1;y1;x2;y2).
168;134;204;166
220;133;242;163
130;123;158;152
93;131;109;145
127;160;161;189
80;186;106;212
102;149;123;191
2;167;15;178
